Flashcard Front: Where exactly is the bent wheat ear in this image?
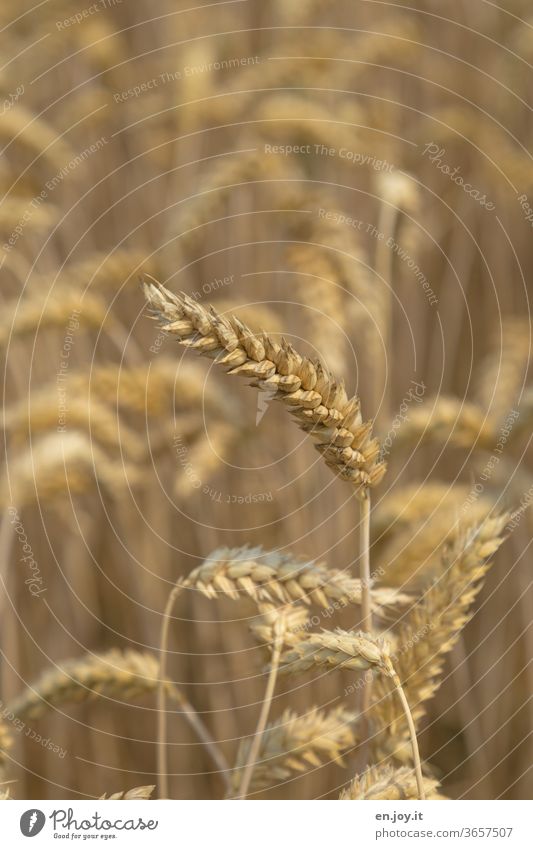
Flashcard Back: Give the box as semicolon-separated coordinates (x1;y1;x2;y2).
100;785;155;800
232;706;358;793
340;764;443;800
7;650;164;720
144;282;385;498
182;545;408;611
279;628;396;676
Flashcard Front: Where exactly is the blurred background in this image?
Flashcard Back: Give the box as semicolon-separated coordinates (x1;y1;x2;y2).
0;0;532;799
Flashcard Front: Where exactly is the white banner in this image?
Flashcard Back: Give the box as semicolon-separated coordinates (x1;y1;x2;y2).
1;800;529;848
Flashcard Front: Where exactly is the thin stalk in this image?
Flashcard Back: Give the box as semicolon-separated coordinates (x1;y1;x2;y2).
392;673;426;800
359;493;373;767
236;614;286;799
158;580;231;798
169;688;232;795
359;494;372;633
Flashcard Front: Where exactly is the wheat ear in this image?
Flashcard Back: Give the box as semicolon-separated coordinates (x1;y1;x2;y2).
183;545;409;612
232;706;358;794
100;785;155;800
280;629;425;799
143;282;386;498
340;764;443;800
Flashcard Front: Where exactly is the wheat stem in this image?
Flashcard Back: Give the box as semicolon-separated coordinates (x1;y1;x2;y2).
157;582;232;799
236;614;286;799
392;673;426;801
360;494;372;633
158;583;183;799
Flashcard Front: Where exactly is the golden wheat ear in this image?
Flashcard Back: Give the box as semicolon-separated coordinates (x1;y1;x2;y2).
340;764;445;800
143;280;386;498
371;513;509;755
231;706;358;795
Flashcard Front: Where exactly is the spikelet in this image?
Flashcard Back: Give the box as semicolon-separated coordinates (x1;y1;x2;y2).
144;283;386;497
214;301;283;335
340;764;443;800
279;628;396;677
249;603;311;647
100;785;155;800
232;706;357;793
372;514;509;750
183;546;408;610
7;650;164;721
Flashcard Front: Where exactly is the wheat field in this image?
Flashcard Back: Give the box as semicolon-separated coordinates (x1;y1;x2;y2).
0;0;532;802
